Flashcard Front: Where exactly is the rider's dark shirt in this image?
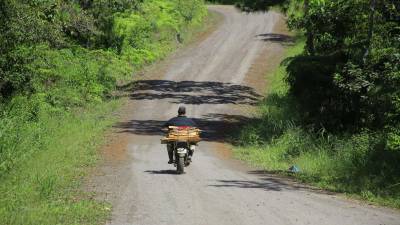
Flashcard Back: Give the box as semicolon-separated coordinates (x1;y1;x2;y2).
164;115;197;127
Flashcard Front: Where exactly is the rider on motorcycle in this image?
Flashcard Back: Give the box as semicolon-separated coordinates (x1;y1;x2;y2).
163;106;197;164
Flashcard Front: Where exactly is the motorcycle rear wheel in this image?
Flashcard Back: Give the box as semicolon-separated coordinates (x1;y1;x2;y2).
177;156;185;174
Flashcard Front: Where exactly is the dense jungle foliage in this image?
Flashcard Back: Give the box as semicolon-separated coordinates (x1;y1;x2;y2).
0;0;206;174
234;0;400;207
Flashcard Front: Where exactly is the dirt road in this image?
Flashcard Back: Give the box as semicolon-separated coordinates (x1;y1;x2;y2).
90;6;400;225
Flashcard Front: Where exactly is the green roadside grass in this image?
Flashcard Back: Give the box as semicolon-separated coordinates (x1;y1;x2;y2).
0;101;120;225
234;38;305;171
234;38;400;209
0;8;220;225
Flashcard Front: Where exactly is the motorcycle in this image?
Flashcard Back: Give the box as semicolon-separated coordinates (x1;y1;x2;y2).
170;140;195;174
161;126;201;174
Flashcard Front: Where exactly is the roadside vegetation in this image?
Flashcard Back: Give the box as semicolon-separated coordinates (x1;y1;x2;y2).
0;0;207;224
233;0;400;208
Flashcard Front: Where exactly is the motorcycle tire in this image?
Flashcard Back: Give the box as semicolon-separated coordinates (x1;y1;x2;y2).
177;156;185;174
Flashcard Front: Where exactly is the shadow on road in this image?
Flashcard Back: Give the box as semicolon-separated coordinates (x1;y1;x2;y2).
256;33;294;45
144;170;179;175
209;170;332;193
113;80;264;143
113;113;256;143
115;80;263;143
118;80;262;105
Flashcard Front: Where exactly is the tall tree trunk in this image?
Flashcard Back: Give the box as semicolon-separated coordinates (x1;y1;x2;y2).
304;0;315;55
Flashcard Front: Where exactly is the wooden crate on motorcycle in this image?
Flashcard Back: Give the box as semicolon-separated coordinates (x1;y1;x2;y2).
161;126;201;144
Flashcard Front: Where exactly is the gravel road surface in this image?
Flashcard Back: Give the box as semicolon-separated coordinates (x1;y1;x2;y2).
90;5;400;225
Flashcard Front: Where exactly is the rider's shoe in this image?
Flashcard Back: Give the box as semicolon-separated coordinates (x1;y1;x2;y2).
168;159;174;164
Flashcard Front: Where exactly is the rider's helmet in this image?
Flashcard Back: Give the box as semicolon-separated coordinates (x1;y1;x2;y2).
178;106;186;115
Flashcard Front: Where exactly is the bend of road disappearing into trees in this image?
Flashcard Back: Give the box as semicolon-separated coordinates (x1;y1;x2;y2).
89;5;400;225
